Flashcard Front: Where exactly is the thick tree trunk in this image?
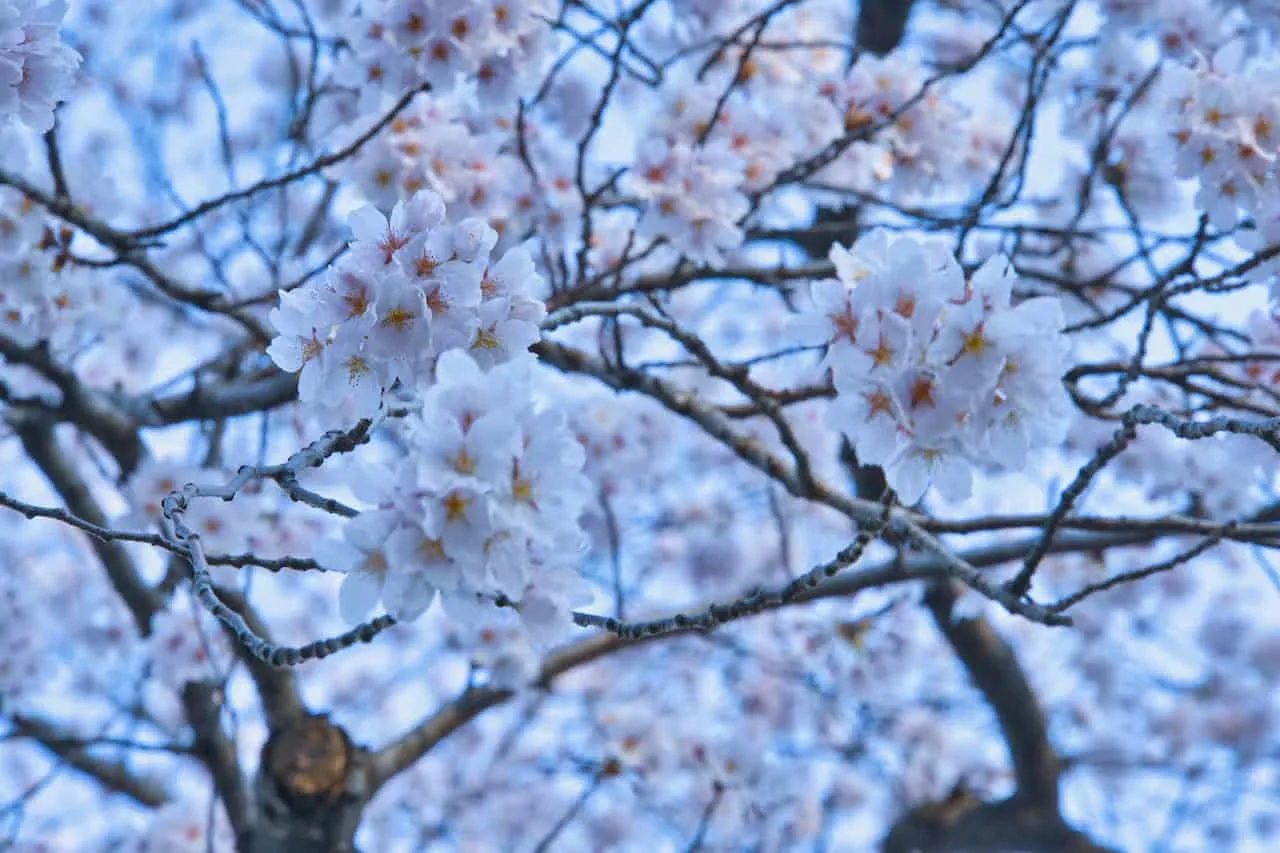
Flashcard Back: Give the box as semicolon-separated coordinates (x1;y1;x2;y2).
249;713;372;853
883;794;1118;853
880;585;1119;853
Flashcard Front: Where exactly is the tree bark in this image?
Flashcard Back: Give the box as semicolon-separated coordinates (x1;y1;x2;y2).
856;0;918;56
250;713;372;853
880;583;1119;853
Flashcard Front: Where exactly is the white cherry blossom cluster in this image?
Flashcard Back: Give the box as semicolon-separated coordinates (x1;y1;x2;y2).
333;0;553;106
631;137;749;265
0;187;107;356
793;231;1072;504
266;190;546;419
1160;41;1280;231
816;51;974;200
569;392;668;498
0;0;80;132
653;74;840;196
145;599;233;690
1100;0;1235;58
1195;310;1280;408
332;92;527;224
318;350;593;651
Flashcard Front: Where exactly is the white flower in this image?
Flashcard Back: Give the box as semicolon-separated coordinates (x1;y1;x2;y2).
416;401;521;487
519;561;592;647
0;0;80;132
364;271;432;382
825;381;903;466
798;231;1070;503
381;526;448;620
319;510;398;623
468;297;542;368
788;276;859;354
315;320;383;417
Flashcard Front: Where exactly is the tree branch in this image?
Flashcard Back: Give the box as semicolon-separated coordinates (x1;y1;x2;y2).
182;682;254;846
856;0;917;56
364;521;1159;795
0;335;148;477
13;421;159;634
923;581;1060;807
7;712;170;808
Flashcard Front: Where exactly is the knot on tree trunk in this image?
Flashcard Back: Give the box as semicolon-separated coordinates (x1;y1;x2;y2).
263;713;352;808
253;713;371;853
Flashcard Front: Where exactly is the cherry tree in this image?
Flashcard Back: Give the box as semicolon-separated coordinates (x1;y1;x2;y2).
2;0;1280;850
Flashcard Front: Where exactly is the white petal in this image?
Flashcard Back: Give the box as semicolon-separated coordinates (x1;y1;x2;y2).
339;570;382;623
887;453;930;505
932;455;973;502
266;337;304;372
384;570;436;621
349;206;387;243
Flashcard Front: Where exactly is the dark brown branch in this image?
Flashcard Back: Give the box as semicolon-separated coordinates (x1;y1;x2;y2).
856;0;917;55
144;369;299;426
364;522;1159;796
8;712;170;808
923;581;1060;808
879;579;1119;852
251;713;367;853
0;335;148;477
13;421;159;634
182;682;254;846
214;587;305;729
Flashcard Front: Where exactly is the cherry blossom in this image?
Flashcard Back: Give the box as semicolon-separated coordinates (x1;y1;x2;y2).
797;232;1071;503
0;1;80;132
4;1;1280;851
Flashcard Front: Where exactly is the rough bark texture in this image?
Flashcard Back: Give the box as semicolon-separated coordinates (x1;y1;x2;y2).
249;713;373;853
880;583;1119;853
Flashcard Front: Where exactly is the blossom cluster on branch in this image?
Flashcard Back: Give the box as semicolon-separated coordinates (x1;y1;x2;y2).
794;232;1072;504
0;0;80;132
1161;40;1280;233
334;0;553;107
266;189;546;420
318;350;593;651
5;0;1280;849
